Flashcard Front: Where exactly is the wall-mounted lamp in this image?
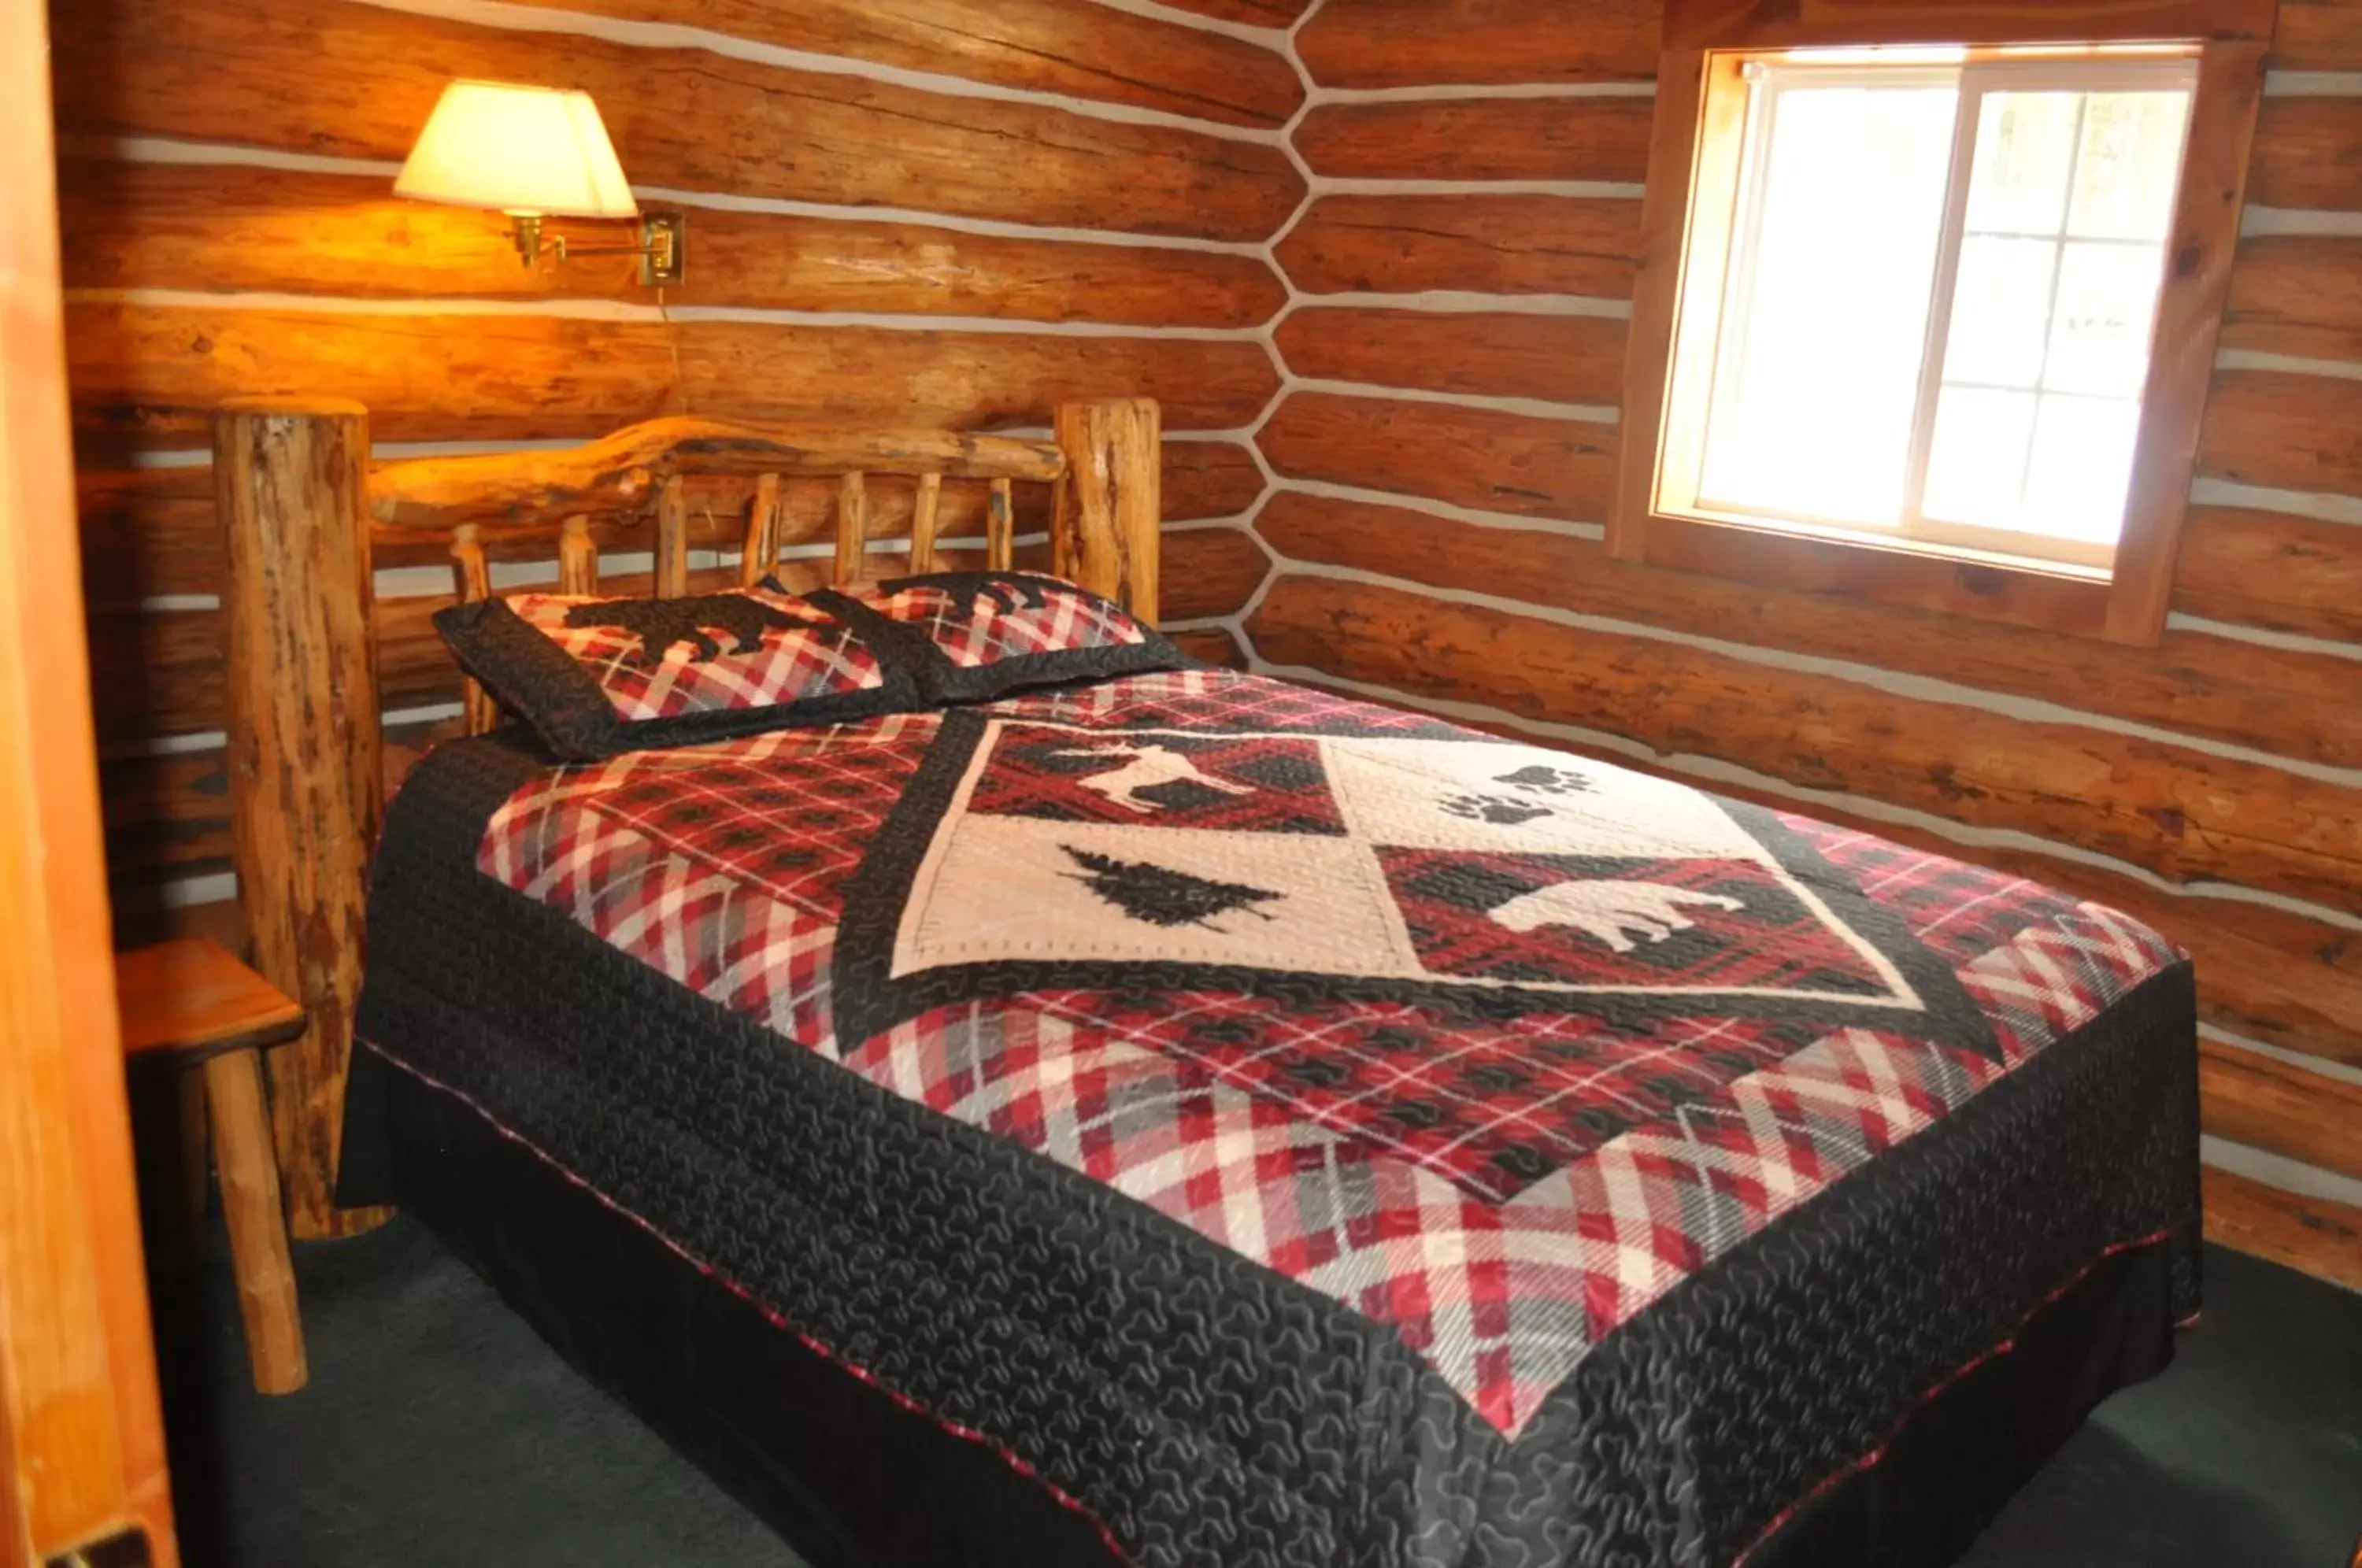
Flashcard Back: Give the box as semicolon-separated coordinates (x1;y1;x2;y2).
395;80;685;286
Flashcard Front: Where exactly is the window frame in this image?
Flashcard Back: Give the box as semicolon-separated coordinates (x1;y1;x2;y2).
1612;1;2273;645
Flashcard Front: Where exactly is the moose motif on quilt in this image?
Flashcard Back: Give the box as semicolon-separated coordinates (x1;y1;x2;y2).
1056;744;1257;815
563;591;827;667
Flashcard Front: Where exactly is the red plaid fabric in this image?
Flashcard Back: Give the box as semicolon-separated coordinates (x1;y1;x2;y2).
480;713;939;1040
844;574;1148;667
505;588;888;722
477;670;2184;1439
1016;987;1820;1200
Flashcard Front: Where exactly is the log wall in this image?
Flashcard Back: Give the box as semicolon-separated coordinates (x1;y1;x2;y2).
50;0;2360;1286
1238;2;2362;1287
49;0;1294;936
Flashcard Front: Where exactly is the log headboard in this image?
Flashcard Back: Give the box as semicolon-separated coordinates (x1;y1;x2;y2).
209;396;1163;1237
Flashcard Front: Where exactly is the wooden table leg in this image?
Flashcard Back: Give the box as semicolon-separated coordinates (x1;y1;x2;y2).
202;1046;307;1394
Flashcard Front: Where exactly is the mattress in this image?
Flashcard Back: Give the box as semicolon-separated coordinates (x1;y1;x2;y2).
345;665;2202;1567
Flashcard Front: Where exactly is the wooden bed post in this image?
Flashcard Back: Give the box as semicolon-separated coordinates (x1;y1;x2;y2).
1052;398;1161;627
213;398;391;1241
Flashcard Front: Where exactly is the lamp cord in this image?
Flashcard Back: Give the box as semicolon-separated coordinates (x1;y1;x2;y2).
655;284;691;418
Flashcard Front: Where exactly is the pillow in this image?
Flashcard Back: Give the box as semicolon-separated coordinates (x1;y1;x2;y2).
433;585;918;760
804;570;1186;704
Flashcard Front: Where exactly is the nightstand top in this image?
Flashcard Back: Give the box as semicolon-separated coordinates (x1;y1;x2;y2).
115;938;305;1058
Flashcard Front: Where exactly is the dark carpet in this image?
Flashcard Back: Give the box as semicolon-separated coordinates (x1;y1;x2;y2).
153;1218;2361;1567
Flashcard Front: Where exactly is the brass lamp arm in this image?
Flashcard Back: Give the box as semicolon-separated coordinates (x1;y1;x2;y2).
552;239;658;257
510;212;685;286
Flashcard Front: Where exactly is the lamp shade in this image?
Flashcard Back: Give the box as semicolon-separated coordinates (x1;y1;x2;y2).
394;80;639;217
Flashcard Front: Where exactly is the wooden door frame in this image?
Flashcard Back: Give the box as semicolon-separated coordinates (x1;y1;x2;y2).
0;0;179;1560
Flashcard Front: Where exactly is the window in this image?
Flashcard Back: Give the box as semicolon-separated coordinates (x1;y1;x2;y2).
1615;5;2271;645
1697;53;2195;569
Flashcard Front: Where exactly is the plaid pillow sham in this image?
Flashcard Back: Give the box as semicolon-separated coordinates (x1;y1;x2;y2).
805;570;1187;703
434;586;917;760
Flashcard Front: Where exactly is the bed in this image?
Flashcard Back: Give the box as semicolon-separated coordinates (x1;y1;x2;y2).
212;398;2201;1568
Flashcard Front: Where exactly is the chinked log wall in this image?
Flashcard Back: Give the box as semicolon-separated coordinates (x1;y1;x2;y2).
50;0;1309;926
1238;0;2362;1289
53;0;2360;1285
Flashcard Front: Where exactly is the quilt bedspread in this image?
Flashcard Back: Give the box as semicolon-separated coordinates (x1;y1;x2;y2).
471;668;2174;1432
354;666;2202;1566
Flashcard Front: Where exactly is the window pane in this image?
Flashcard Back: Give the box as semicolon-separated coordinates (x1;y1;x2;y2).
1944;235;2057;388
2067;91;2192;241
1964;91;2079;235
1697;83;1957;526
2023;395;2140;543
1923;386;2035;525
2044;241;2164;396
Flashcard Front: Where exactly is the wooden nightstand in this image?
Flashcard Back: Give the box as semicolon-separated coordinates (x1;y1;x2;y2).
116;938;309;1394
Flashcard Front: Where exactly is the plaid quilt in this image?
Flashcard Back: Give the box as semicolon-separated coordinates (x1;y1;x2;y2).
476;668;2184;1440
